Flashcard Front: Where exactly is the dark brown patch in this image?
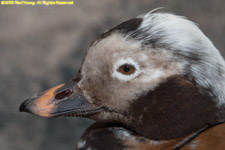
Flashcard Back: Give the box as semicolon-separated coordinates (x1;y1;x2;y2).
96;18;143;42
127;76;218;140
78;122;126;150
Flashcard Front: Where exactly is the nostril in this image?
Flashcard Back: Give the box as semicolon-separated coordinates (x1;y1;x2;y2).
55;89;73;100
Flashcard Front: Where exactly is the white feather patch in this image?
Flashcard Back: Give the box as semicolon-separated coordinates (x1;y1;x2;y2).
77;140;86;149
112;58;142;82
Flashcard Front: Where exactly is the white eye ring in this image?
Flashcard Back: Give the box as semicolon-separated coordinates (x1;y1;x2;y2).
112;58;141;81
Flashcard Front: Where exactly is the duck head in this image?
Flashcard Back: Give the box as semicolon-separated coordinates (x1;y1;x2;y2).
19;12;225;140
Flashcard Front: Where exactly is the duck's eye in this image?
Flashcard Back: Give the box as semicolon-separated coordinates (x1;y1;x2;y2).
118;64;136;75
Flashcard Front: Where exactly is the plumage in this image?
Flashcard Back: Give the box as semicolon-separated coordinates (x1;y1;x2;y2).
76;122;225;150
19;10;225;150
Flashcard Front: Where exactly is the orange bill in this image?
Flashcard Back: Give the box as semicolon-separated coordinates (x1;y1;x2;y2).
19;80;103;118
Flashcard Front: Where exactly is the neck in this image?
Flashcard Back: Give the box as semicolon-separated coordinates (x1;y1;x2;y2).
77;121;225;150
126;76;220;140
121;122;225;150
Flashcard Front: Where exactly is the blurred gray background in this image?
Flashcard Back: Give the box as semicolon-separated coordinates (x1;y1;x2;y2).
0;0;225;150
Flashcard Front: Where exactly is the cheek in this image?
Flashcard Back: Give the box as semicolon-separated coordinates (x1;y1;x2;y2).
78;75;115;105
80;76;131;110
98;80;146;111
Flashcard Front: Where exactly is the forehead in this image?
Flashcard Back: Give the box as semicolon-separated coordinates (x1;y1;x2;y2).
82;33;145;71
89;33;142;57
82;17;144;63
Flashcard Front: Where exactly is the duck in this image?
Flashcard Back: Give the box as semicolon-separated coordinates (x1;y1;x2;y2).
19;10;225;150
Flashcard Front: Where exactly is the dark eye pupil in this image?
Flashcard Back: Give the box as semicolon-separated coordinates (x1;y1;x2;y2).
123;65;130;72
